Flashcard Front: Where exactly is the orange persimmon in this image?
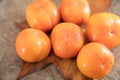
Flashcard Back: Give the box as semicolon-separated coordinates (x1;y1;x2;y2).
26;0;60;32
86;12;120;48
51;22;84;58
77;42;114;79
60;0;90;25
16;28;51;62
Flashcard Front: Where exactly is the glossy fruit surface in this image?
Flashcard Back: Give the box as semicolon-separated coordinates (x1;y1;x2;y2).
86;12;120;48
26;0;60;32
51;22;84;58
16;28;51;62
60;0;90;25
77;42;114;79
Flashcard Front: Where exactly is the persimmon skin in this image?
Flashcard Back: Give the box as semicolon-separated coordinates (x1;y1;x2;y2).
51;22;84;58
26;0;60;32
60;0;90;25
16;28;51;62
77;42;114;79
86;12;120;49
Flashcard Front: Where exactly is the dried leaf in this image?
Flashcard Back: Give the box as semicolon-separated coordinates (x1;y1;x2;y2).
15;21;30;30
87;0;113;14
15;47;91;80
53;58;92;80
16;52;56;80
15;0;113;80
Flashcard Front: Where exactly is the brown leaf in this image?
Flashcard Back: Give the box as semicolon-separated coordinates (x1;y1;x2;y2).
87;0;113;15
53;58;92;80
16;52;57;80
15;0;113;80
15;21;30;30
15;45;91;80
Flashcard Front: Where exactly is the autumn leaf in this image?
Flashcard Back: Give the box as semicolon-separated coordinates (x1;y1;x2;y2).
87;0;113;14
15;0;113;80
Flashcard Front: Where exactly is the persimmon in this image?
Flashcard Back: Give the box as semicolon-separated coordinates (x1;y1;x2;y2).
60;0;90;25
86;12;120;49
26;0;60;32
15;28;51;62
77;42;114;79
51;22;84;58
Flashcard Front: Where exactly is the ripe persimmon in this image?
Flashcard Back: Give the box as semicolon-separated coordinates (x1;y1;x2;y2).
26;0;60;32
77;42;114;79
16;28;51;62
51;22;84;58
60;0;90;25
86;12;120;49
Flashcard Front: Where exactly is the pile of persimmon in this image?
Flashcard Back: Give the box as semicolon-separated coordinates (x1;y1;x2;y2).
15;0;120;79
